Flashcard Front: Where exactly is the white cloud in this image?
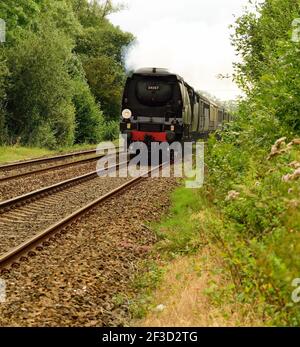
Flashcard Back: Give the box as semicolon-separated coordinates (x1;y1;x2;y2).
109;0;251;100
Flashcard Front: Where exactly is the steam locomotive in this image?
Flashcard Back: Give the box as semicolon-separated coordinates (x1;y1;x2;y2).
120;68;230;146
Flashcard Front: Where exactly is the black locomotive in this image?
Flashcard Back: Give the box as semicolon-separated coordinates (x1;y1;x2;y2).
120;68;230;145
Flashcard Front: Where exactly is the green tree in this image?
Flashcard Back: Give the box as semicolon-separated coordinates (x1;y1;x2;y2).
232;0;300;130
0;0;133;147
5;24;75;147
74;1;134;120
83;55;126;120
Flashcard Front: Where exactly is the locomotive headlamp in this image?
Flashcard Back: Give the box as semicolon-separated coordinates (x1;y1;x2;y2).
122;109;132;119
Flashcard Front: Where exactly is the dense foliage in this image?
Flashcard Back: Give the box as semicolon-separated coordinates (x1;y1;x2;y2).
232;0;300;130
201;0;300;325
150;0;300;327
0;0;134;148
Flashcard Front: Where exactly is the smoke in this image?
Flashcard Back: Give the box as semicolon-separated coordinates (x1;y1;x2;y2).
110;0;251;100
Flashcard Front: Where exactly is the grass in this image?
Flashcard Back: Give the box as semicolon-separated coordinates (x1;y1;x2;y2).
128;187;204;321
0;140;120;165
154;187;205;256
0;146;54;164
136;250;264;327
130;184;270;327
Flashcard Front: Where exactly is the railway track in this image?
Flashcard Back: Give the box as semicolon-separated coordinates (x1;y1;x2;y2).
0;146;121;183
0;161;126;212
0;163;164;273
0;160;130;258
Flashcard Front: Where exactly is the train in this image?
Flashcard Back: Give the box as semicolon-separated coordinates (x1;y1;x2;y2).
120;68;230;146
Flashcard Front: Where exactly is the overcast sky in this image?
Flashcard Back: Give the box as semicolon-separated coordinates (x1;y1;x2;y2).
109;0;252;100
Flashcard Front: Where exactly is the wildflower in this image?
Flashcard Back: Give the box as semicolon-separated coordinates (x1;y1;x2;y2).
282;168;300;182
282;174;292;182
274;137;287;147
267;137;287;160
288;161;300;169
154;304;166;312
289;200;299;208
291;138;300;145
225;190;240;201
293;168;300;179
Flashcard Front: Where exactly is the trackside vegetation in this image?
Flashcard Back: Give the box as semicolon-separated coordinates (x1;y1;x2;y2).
133;0;300;326
0;0;134;148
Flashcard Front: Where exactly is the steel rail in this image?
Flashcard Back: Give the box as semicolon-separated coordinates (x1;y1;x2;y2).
0;160;129;212
0;163;163;272
0;148;123;183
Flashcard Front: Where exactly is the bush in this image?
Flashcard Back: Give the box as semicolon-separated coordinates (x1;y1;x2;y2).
100;120;119;141
72;78;104;144
0;58;9;144
5;24;76;148
0;109;7;145
29;123;58;149
202;116;300;325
